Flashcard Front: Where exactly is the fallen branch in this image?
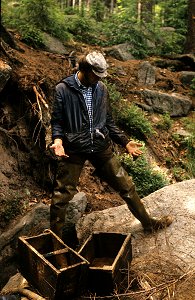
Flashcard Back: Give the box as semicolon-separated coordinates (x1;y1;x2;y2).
33;86;49;110
32;85;51;145
0;273;45;300
18;288;46;300
1;288;46;300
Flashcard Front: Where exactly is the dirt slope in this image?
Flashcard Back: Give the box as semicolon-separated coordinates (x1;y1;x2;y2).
0;34;194;233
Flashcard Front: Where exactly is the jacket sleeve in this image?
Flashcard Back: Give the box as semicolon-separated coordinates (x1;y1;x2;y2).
51;84;65;141
106;111;129;147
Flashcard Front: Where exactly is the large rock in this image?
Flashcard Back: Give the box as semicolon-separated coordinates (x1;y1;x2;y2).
42;32;69;55
137;89;192;116
180;71;195;86
138;61;156;85
77;179;195;272
0;60;12;93
104;43;135;61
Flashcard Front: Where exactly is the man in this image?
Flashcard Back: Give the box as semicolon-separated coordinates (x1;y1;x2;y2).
50;51;172;247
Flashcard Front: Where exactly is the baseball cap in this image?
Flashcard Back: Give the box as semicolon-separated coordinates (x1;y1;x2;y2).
86;51;108;78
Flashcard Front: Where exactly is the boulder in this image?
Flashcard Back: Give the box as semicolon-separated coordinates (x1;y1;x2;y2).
138;61;156;85
137;89;192;116
180;71;195;86
42;32;69;55
104;43;135;61
77;179;195;272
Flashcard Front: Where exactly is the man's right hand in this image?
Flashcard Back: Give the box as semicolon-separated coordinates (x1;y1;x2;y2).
50;139;69;158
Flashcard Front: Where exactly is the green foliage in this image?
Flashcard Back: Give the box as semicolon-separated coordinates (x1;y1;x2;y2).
118;103;153;139
0;194;24;229
182;115;195;177
106;82;153;139
101;16;149;58
20;25;45;49
171;115;195;180
91;0;106;22
154;29;185;55
118;153;168;197
20;0;53;31
158;0;188;34
2;0;188;56
2;0;70;47
156;113;173;131
67;15;100;44
185;135;195;177
172;166;191;182
190;78;195;96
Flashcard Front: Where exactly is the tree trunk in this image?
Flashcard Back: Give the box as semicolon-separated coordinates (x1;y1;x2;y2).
110;0;114;13
78;0;82;10
72;0;76;8
140;0;154;23
137;1;141;23
184;0;195;53
0;24;23;51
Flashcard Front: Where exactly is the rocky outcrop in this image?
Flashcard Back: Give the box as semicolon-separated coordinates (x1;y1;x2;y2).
180;71;195;86
42;32;69;55
104;43;135;61
77;179;195;273
138;61;156;85
136;89;192;116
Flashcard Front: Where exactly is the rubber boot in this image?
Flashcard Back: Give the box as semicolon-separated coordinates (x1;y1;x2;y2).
123;189;173;232
98;156;173;233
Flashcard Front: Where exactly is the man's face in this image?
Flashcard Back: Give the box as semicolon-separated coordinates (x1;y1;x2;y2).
83;70;101;86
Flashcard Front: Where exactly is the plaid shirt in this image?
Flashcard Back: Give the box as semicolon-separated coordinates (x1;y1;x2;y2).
75;72;93;133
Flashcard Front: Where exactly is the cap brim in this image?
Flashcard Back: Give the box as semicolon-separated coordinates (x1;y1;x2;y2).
92;69;108;78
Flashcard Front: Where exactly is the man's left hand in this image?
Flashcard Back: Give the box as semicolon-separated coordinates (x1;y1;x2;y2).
126;141;143;157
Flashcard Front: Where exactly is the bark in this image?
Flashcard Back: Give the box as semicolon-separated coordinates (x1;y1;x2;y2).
184;0;195;53
1;24;18;50
110;0;115;13
140;0;155;23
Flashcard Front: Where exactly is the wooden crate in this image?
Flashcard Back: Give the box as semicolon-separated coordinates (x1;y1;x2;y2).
18;230;89;300
78;232;132;294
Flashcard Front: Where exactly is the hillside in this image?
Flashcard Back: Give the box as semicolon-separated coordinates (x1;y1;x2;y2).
0;32;194;234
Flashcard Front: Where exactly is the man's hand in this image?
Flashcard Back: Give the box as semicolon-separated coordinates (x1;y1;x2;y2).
126;141;143;157
50;138;69;158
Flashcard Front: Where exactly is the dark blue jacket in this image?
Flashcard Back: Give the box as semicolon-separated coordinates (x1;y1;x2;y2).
51;75;129;153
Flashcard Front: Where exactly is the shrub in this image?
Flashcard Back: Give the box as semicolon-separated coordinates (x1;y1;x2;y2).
67;15;100;44
2;0;70;46
190;78;195;96
101;16;149;58
118;153;168;197
20;25;45;49
182;116;195;178
156;113;173;130
155;30;185;55
0;194;24;230
107;82;153;139
172;166;191;182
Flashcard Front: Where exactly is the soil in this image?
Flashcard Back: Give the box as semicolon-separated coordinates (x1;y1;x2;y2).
0;33;194;231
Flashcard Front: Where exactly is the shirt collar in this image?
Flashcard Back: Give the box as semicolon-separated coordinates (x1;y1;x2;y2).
75;71;98;91
75;72;87;89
